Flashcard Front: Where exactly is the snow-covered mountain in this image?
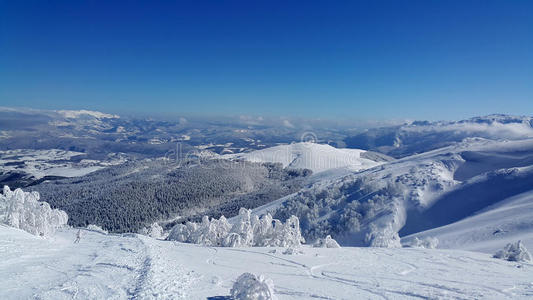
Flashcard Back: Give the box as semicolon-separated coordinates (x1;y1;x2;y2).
223;142;392;174
257;138;533;247
3;112;533;299
345;114;533;158
56;109;120;119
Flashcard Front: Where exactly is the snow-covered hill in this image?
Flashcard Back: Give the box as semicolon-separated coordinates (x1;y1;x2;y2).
223;142;390;174
259;138;533;247
2;225;532;299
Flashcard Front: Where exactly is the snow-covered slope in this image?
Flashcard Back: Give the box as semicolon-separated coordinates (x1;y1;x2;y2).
403;190;533;254
223;142;388;173
2;225;532;299
259;138;533;247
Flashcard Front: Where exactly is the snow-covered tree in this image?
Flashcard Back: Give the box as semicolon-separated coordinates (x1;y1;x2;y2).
230;273;277;300
167;208;304;247
364;223;402;248
314;235;341;248
493;241;532;262
0;186;68;237
139;222;165;239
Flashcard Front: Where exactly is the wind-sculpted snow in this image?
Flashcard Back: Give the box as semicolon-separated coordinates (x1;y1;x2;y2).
266;138;533;247
168;208;304;247
0;186;67;236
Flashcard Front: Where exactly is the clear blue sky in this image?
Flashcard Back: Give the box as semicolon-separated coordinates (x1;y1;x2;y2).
1;0;532;120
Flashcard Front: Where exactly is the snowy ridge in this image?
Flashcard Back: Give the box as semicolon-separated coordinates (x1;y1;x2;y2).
222;142;385;173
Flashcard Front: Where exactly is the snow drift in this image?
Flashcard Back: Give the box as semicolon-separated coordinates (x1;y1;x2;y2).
168;208;304;247
0;186;67;236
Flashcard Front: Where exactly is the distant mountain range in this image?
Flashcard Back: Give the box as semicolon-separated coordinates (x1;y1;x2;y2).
345;114;533;158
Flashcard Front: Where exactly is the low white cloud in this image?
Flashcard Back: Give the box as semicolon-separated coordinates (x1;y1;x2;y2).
402;121;533;139
283;119;295;128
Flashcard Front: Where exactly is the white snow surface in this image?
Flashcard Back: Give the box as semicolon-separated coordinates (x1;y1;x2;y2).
1;225;533;299
222;142;383;173
403;189;533;253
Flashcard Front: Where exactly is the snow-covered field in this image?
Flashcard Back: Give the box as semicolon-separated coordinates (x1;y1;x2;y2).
2;226;532;300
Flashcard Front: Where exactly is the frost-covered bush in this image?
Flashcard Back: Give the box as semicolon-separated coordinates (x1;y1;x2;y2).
139;222;165;239
87;224;108;234
230;273;277;300
404;237;439;249
314;235;341;248
364;223;402;248
0;186;68;237
493;241;532;262
167;208;304;247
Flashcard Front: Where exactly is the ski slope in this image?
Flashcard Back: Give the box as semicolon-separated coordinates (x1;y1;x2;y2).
1;225;533;300
223;142;386;174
